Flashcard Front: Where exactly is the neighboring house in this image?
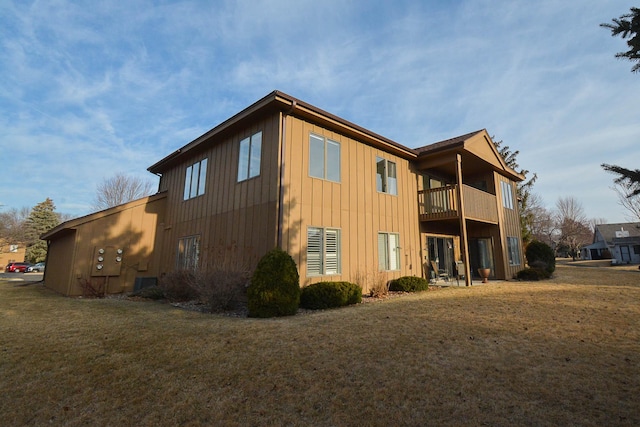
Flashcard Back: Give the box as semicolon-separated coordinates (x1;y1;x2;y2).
581;223;640;265
42;91;525;296
0;240;26;268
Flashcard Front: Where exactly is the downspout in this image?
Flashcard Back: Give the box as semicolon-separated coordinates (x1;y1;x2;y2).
276;100;296;248
455;153;472;286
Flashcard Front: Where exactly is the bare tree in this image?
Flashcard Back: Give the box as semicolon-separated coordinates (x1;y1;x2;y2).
0;207;30;243
555;197;592;260
610;183;640;221
528;194;558;247
92;173;155;210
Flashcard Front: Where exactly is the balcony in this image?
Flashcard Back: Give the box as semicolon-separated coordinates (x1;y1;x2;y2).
418;184;498;223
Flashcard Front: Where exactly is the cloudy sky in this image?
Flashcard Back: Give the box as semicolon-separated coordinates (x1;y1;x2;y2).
1;0;638;223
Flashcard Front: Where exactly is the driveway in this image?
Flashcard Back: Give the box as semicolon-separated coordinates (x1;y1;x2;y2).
0;272;44;283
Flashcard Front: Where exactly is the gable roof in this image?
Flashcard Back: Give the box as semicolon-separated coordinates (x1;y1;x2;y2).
148;90;417;174
147;90;524;182
594;222;640;244
415;129;525;182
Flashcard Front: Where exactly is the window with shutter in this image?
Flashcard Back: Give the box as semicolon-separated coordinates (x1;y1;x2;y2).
307;227;341;276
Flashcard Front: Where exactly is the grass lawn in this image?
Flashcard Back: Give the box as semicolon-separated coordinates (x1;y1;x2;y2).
1;264;639;426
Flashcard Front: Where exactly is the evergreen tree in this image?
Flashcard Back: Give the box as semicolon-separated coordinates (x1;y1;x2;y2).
602;163;640;197
24;198;60;263
493;138;538;244
601;7;640;73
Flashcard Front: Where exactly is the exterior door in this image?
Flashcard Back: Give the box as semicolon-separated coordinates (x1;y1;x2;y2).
427;236;455;278
620;245;631;263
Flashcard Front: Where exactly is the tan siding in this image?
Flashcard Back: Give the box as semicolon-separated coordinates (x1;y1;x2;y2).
157;115;280;275
281;116;422;292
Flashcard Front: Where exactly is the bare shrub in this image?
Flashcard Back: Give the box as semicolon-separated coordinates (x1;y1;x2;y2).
352;268;389;298
158;271;199;301
78;277;106;298
195;243;255;312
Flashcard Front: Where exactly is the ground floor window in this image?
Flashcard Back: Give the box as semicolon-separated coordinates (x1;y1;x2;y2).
378;232;400;271
507;236;521;266
307;227;341;276
177;235;200;270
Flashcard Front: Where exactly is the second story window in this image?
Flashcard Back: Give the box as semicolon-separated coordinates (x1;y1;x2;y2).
238;131;262;182
309;134;340;182
501;180;514;209
376;157;397;195
184;158;207;200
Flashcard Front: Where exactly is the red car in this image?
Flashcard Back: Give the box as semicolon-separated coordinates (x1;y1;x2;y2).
5;262;31;273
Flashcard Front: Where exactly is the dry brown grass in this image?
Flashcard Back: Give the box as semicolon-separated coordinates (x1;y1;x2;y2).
1;264;639;426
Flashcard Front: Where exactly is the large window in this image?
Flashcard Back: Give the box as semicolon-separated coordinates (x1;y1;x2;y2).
309;134;340;182
238;131;262;182
177;235;200;270
378;232;400;271
376;157;397;195
307;227;341;276
501;180;514;209
507;236;521;266
184;158;207;200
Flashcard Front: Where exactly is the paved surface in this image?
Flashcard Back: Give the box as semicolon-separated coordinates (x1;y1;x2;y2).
0;272;44;282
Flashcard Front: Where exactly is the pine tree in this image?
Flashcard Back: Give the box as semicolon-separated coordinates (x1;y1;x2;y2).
24;198;60;263
493;138;538;244
601;7;640;73
602;163;640;197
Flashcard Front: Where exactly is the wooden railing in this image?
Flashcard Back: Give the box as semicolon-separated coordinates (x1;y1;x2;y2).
418;185;498;223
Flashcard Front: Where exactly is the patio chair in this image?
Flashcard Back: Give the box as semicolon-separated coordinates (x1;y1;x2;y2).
430;260;449;282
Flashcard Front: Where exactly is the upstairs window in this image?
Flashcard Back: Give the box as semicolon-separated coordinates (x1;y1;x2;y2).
177;235;200;270
307;227;341;276
376;157;397;195
501;180;514;209
184;158;207;200
238;131;262;182
309;134;341;182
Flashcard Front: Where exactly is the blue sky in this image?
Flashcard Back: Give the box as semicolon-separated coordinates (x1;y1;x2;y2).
1;0;638;223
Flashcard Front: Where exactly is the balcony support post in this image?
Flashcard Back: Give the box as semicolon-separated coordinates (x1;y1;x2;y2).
456;153;472;286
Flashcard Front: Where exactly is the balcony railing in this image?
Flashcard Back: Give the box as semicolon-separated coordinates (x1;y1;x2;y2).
418;184;498;223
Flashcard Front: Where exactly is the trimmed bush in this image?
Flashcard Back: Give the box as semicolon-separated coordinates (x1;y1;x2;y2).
247;248;300;318
516;267;551;281
525;240;556;275
300;281;362;310
389;276;429;292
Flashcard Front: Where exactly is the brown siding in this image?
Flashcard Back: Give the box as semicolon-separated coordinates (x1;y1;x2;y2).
44;195;166;296
280;115;422;292
157;114;281;274
496;174;523;279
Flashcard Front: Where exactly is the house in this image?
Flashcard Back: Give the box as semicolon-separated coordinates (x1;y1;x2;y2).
0;240;27;269
42;90;525;296
581;223;640;265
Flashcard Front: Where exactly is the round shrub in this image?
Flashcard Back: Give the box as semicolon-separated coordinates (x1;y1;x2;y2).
525;240;556;275
247;248;300;318
300;281;362;310
389;276;429;292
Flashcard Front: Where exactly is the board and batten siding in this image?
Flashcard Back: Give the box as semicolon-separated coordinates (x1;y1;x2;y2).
156;115;281;274
280;115;423;290
496;173;523;279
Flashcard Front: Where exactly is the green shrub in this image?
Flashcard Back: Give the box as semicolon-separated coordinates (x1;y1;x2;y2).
516;267;551;281
300;281;362;310
247;248;300;318
389;276;429;292
525;240;556;275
